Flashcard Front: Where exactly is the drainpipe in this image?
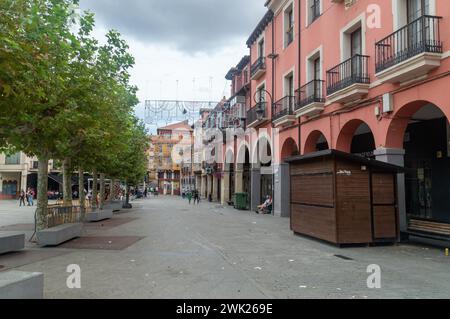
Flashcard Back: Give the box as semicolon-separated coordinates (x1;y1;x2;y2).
271;13;276;211
298;0;302;154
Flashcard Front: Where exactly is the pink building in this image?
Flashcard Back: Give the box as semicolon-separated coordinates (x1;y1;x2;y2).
200;0;450;244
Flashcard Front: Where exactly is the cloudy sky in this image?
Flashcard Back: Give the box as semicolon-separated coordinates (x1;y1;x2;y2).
79;0;266;131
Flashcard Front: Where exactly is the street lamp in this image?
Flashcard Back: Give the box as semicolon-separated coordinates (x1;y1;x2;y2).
253;89;273;121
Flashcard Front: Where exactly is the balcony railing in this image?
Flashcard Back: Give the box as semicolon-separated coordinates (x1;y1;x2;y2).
326;54;370;96
272;96;296;121
375;15;443;73
250;57;266;78
247;102;267;125
297;80;325;109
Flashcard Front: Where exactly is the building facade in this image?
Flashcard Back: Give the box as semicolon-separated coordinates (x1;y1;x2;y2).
196;0;450;243
148;121;193;195
0;152;61;199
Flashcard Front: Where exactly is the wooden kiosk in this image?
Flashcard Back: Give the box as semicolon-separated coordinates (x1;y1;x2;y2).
286;150;403;246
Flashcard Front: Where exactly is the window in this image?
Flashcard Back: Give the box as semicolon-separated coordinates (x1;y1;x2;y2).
258;38;265;58
5;153;20;165
313;57;321;80
351;28;362;57
257;84;266;103
309;0;321;24
407;0;430;22
407;0;430;46
284;3;294;47
285;73;294;97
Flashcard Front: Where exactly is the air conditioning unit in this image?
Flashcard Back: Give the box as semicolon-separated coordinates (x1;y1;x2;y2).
382;93;394;113
231;95;246;107
237;104;247;119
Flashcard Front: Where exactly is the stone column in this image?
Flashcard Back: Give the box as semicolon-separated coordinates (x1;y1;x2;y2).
234;165;244;194
207;175;213;199
212;175;218;201
273;163;290;218
20;171;28;193
201;175;206;198
250;166;261;211
374;148;407;234
221;171;230;205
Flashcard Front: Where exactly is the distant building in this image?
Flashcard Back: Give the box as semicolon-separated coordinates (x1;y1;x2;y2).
148;121;193;195
0;152;61;199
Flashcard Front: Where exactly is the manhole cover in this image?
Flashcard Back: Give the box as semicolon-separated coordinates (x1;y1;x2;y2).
334;254;354;261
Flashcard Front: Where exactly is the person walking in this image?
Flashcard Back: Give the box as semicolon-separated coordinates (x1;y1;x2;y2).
27;188;34;206
19;189;26;207
193;189;200;205
187;191;193;205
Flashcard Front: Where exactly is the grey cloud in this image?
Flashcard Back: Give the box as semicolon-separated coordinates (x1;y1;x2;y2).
80;0;267;53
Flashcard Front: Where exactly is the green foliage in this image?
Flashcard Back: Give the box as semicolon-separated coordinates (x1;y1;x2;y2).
0;0;148;186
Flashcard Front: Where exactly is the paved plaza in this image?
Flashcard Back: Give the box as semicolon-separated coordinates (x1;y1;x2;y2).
0;197;449;299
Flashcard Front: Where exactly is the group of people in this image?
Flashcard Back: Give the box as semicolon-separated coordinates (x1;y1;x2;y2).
19;188;35;207
185;189;201;205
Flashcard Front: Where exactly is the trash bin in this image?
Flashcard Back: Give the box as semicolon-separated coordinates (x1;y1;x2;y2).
234;193;248;210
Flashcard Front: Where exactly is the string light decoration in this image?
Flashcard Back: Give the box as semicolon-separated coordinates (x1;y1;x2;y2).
144;100;219;126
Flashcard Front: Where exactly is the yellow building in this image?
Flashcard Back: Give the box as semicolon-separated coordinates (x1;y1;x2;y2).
148;121;193;195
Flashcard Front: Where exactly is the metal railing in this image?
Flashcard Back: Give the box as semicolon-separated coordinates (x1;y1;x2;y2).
250;57;266;78
375;15;443;73
326;54;370;96
272;96;296;121
297;80;325;109
247;102;267;125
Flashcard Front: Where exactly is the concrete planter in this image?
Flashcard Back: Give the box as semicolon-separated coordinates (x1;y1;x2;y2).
0;232;25;255
0;271;44;299
37;223;83;247
85;209;114;222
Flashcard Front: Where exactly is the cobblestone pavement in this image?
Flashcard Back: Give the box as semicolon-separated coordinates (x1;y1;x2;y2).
0;197;449;299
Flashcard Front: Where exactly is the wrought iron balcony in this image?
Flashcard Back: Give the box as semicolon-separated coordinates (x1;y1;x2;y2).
272;96;296;121
295;80;325;117
297;80;325;109
326;54;370;96
375;15;443;73
250;57;266;80
246;102;267;128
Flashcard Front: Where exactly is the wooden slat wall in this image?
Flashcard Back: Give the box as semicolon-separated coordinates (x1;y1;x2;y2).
335;160;373;244
372;173;395;205
373;206;397;238
291;204;337;243
290;159;337;243
371;173;398;239
291;174;334;207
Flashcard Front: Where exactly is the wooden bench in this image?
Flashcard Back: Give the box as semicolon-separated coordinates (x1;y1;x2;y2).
0;271;44;299
409;219;450;236
36;223;83;247
0;232;25;255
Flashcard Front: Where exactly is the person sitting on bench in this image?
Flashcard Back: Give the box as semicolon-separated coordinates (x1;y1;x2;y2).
257;195;273;214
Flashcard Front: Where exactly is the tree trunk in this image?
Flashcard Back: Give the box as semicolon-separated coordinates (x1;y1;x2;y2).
99;173;105;210
79;167;86;220
36;155;49;230
92;169;98;209
62;157;72;206
123;182;132;209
